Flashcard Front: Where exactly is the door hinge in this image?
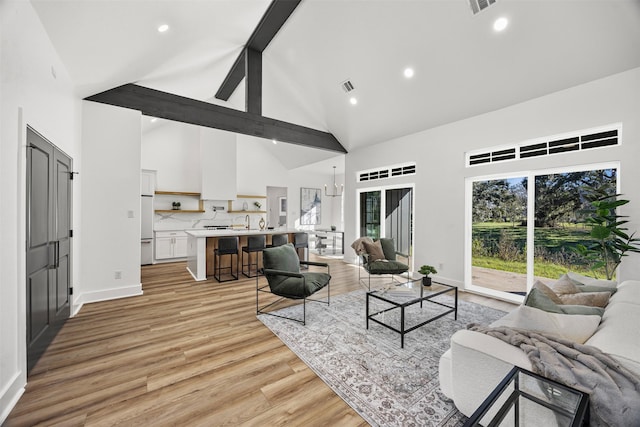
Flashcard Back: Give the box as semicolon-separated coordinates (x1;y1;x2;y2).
69;171;79;180
69;229;73;238
70;287;73;295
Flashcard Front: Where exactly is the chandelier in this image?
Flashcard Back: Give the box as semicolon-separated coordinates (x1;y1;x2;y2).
325;166;343;197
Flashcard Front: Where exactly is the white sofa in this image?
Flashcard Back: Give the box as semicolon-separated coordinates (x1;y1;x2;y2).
438;279;640;418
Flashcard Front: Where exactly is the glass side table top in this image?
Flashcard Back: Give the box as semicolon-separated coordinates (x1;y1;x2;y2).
464;366;589;427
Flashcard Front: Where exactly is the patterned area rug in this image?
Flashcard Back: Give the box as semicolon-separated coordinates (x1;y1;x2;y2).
258;288;506;427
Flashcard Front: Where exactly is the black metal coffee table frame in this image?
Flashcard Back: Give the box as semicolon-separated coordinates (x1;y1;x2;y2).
366;280;458;348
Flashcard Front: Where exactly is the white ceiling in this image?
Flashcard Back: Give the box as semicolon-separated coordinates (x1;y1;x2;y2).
32;0;640;172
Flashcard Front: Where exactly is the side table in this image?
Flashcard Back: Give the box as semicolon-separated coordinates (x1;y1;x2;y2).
463;366;589;426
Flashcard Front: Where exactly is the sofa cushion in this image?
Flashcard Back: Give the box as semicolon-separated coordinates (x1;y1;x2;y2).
609;281;640;306
524;288;605;316
492;305;601;344
586;302;640;377
577;284;617;295
566;271;617;288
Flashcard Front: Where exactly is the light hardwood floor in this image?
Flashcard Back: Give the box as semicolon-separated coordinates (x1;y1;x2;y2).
6;255;515;426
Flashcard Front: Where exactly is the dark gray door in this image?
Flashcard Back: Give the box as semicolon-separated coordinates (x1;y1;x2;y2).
26;127;72;373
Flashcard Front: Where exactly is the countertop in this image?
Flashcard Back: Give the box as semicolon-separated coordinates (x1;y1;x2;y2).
184;228;302;237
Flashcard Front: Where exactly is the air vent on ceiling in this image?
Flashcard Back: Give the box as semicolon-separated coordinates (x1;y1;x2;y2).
358;163;416;182
469;0;497;15
466;124;621;167
341;79;355;93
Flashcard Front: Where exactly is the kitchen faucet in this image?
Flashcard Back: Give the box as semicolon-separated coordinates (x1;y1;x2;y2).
245;214;250;230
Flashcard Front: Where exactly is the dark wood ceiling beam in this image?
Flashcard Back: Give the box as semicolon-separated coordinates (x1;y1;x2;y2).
85;84;346;154
215;0;302;101
245;48;262;115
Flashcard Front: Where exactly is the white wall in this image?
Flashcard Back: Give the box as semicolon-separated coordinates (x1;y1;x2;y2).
79;101;143;304
0;1;81;422
141;121;201;192
345;67;640;286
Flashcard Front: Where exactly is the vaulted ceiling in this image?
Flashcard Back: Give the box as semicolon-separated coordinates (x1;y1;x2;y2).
31;0;640;171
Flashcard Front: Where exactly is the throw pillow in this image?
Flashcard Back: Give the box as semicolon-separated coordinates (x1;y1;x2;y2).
524;288;605;316
492;305;601;344
524;288;563;313
558;291;610;307
532;280;563;304
549;274;581;295
577;284;617;295
362;240;386;262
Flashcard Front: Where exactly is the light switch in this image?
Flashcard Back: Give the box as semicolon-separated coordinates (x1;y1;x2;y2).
128;210;135;218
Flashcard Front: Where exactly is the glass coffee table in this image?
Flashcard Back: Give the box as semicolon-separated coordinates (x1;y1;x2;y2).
464;366;589;426
366;279;457;348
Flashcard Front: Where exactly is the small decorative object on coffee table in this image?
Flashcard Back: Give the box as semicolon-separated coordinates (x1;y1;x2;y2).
418;265;437;286
464;366;589;427
366;278;457;348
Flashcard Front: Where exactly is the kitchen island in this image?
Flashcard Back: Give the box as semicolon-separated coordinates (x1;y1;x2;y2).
185;229;304;281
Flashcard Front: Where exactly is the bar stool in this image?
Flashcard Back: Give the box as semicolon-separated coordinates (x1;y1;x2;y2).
268;233;288;248
242;235;266;277
213;236;239;282
293;232;309;266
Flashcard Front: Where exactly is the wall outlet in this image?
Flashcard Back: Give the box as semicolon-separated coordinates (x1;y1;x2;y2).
127;210;134;218
114;271;122;279
438;262;444;271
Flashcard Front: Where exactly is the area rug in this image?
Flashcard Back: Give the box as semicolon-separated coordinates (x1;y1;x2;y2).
257;288;507;426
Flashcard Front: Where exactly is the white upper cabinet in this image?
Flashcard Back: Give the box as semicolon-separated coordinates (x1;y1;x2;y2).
141;169;156;196
200;128;237;200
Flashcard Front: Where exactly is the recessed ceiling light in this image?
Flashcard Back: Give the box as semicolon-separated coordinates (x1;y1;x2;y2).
404;68;414;78
150;117;157;123
157;24;170;33
349;97;358;105
272;139;277;145
493;17;508;32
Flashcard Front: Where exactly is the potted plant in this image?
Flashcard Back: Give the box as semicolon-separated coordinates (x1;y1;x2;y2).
254;201;262;210
418;265;437;286
172;201;181;210
574;194;640;280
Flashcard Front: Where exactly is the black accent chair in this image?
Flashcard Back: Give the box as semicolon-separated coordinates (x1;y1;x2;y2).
256;243;330;325
358;238;409;290
242;235;266;277
213;236;239;282
268;233;288;248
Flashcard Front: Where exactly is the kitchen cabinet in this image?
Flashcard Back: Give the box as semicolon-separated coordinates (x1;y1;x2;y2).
141;169;156;196
154;191;205;213
155;231;188;259
228;194;267;213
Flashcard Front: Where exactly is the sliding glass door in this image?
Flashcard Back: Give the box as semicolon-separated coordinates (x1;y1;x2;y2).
467;164;618;300
359;186;414;261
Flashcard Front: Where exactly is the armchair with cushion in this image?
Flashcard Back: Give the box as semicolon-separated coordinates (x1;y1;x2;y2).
256;243;330;325
353;237;409;290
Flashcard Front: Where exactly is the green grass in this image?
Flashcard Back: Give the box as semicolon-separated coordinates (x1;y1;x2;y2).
471;221;605;279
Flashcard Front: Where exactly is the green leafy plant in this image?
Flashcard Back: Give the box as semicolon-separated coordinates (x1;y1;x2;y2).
254;201;262;209
574;194;640;280
418;265;437;277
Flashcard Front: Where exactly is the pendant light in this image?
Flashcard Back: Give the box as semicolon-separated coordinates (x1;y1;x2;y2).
325;166;343;197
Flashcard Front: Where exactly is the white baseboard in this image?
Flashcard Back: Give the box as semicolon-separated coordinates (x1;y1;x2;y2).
74;283;143;308
0;371;25;425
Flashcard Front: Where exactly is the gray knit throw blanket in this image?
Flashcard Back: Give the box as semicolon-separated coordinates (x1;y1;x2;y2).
468;324;640;427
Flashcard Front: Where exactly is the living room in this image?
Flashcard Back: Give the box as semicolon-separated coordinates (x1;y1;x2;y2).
2;0;640;425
